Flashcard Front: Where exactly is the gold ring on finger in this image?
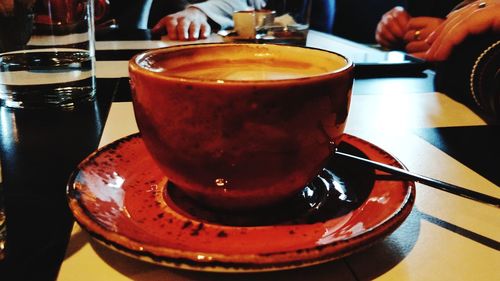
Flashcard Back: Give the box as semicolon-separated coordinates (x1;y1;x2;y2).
413;30;421;40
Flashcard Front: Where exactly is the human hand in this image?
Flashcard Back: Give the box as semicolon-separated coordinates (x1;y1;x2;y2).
375;6;411;49
152;7;211;41
404;17;444;58
426;0;500;61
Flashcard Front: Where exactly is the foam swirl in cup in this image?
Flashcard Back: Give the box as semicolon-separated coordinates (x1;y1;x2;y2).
137;44;349;81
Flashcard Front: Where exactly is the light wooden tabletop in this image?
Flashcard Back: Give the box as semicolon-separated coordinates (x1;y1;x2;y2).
57;31;500;281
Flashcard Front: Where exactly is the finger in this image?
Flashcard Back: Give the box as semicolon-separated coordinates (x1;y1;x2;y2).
427;10;464;42
376;22;404;49
391;7;411;31
375;30;396;49
431;11;496;60
384;14;407;38
375;32;387;47
162;16;179;40
404;29;419;42
377;37;392;49
425;10;476;60
425;9;477;60
404;28;433;42
407;17;442;30
379;32;398;47
188;22;200;40
425;3;473;44
199;23;211;39
176;18;191;40
376;25;397;47
425;23;445;45
405;40;430;53
152;19;166;35
426;2;500;56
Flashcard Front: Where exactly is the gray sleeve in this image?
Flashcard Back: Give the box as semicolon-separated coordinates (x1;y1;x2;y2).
190;0;253;30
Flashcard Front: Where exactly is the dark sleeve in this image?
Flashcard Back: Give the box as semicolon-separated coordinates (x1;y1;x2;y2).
405;0;465;18
310;0;335;33
108;0;190;29
108;0;149;29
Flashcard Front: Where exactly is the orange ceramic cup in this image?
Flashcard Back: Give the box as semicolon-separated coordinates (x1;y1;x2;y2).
129;43;354;210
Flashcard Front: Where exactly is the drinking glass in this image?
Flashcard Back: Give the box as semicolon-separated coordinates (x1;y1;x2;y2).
0;0;96;109
232;0;312;46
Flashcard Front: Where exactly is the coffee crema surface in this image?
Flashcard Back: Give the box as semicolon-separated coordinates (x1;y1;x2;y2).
164;61;325;81
138;44;348;81
130;43;354;210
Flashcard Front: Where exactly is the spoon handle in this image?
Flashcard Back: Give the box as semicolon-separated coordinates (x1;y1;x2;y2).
336;151;500;208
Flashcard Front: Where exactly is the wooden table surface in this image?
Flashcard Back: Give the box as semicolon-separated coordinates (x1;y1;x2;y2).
1;29;498;281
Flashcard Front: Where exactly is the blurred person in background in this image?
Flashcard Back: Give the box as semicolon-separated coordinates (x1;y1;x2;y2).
374;0;473;56
375;0;499;121
151;0;336;41
427;0;500;121
425;0;499;61
152;0;266;40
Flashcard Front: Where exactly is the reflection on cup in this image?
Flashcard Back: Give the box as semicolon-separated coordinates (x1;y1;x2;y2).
0;0;96;109
129;43;354;210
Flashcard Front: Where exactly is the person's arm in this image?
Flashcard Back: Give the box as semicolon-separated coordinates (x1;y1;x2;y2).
152;0;262;40
375;6;411;50
425;0;500;61
398;0;480;58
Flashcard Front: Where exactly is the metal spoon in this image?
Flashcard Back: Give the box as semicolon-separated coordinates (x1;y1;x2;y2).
336;151;500;208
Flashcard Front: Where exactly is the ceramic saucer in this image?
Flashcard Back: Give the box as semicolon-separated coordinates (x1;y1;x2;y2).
67;133;415;272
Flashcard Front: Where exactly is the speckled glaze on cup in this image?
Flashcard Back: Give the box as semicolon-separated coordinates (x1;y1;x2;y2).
129;43;354;210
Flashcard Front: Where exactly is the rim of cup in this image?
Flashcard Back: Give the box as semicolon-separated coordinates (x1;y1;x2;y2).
129;43;354;84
